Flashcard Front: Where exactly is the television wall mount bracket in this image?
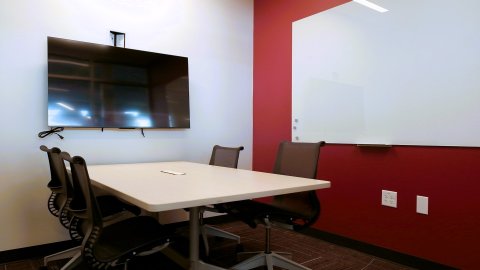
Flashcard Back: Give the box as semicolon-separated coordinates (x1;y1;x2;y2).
110;31;125;47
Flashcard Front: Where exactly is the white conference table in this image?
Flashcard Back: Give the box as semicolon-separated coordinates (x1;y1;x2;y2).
87;161;331;270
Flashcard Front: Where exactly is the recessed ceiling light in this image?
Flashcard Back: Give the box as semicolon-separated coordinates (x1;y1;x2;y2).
353;0;389;13
57;102;74;111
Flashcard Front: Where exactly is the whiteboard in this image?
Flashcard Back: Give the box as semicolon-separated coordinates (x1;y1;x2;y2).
292;0;480;146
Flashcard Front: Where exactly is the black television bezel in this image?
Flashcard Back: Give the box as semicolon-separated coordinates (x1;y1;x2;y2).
47;36;190;129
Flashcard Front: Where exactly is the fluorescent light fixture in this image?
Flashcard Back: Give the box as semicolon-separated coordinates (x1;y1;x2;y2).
48;87;70;92
353;0;389;13
136;118;152;127
124;111;140;117
49;59;90;67
57;102;74;111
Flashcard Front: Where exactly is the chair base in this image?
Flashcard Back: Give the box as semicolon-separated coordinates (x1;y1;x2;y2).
201;224;241;256
60;251;82;270
231;251;311;270
43;246;80;266
42;246;82;270
204;224;241;243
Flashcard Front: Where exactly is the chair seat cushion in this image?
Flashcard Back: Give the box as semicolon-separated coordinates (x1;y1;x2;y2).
47;180;62;191
68;196;142;219
93;216;173;262
223;200;315;230
97;195;142;217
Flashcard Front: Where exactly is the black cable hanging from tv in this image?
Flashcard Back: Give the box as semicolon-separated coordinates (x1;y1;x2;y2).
38;127;64;140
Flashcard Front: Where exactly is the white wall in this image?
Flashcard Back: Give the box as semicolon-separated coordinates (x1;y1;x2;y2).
0;0;253;251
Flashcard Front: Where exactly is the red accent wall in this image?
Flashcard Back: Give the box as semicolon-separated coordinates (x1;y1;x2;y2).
253;1;480;269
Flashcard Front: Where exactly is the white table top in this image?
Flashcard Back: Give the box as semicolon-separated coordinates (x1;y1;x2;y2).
87;161;331;212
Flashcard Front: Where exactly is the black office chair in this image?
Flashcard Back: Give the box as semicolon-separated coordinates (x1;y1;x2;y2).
228;141;325;270
40;145;84;270
199;145;244;256
62;152;176;270
40;145;142;269
41;145;72;229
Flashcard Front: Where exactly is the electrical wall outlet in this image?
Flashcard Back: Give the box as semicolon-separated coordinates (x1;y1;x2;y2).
381;190;397;208
416;195;429;215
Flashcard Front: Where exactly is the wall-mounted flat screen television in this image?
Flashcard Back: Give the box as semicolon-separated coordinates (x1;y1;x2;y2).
48;37;190;128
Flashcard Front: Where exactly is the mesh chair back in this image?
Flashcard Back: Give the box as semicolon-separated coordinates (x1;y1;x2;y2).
209;145;244;168
40;145;70;194
273;142;323;178
40;145;75;228
271;141;325;226
62;153;102;226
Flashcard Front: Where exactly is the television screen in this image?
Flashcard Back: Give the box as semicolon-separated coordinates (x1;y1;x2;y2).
47;37;190;128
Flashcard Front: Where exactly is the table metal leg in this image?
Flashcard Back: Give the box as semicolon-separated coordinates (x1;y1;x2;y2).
188;206;226;270
189;206;200;270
